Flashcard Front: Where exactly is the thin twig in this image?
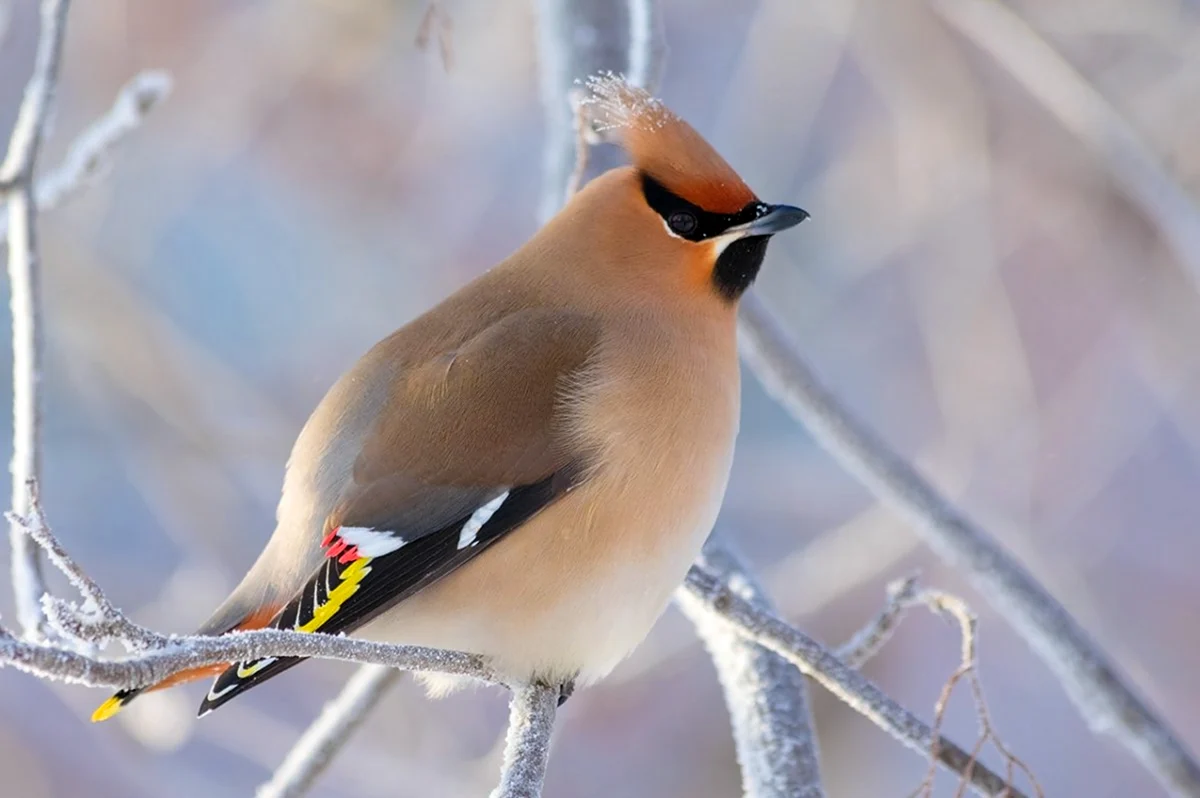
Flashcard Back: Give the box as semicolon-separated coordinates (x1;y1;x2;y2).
256;665;402;798
7;480;161;650
684;566;1027;798
835;575;919;669
678;540;825;798
737;291;1200;795
414;2;454;72
917;590;1043;798
563;88;593;201
2;0;73;640
489;684;559;798
834;579;1042;795
0;70;172;245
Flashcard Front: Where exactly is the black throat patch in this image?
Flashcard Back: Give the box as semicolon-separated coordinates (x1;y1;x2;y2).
712;236;769;300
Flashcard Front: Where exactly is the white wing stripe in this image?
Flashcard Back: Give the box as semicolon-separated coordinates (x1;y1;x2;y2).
206;681;239;702
458;491;509;550
338;526;407;557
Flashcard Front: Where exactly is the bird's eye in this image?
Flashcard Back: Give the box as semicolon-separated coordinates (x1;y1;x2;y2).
668;211;697;236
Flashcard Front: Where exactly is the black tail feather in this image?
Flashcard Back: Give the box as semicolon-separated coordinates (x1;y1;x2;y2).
197;655;306;716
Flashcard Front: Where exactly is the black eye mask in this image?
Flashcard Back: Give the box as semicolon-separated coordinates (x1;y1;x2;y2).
640;173;767;242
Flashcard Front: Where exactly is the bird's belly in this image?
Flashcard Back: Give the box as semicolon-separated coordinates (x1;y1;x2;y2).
358;431;736;686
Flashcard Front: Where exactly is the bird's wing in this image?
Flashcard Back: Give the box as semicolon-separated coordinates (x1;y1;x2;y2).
199;309;599;714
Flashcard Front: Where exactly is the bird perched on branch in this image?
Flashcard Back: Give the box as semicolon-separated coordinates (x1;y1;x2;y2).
93;75;807;722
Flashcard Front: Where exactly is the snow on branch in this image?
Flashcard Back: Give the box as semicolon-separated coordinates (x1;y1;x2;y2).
834;575;919;669
831;575;1044;796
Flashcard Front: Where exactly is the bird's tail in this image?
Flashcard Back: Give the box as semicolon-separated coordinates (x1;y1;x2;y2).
196;654;306;716
91;664;228;722
90;602;282;723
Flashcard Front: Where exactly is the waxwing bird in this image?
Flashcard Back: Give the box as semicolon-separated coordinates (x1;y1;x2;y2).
92;75;807;722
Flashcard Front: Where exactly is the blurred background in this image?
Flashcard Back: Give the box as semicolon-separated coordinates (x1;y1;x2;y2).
2;0;1199;795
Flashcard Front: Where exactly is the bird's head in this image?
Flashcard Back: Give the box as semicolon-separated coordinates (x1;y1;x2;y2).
569;74;808;302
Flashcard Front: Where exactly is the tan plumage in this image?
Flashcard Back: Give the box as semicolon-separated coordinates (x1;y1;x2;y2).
93;75;806;721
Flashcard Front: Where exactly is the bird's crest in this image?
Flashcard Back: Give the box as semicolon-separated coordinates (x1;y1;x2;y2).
582;74;756;214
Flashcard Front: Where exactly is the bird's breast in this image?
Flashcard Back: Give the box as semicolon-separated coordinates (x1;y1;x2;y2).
571;322;741;556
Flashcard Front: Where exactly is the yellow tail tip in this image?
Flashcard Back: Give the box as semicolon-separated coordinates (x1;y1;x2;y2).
91;695;125;723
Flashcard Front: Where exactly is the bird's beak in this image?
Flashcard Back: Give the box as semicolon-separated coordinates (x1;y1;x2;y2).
726;204;809;238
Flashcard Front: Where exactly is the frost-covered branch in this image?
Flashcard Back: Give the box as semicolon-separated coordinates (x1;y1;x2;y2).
7;482;163;651
0;0;70;192
1;617;494;693
1;2;169;644
677;540;824;798
1;0;72;641
0;70;173;245
834;575;918;669
0;503;1036;797
683;567;1028;798
489;684;560;798
256;665;401;798
737;291;1200;795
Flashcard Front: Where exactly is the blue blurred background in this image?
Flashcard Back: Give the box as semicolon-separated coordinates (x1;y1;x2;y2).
1;0;1199;795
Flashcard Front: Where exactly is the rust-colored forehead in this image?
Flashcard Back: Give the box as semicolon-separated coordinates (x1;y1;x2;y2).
584;75;757;214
